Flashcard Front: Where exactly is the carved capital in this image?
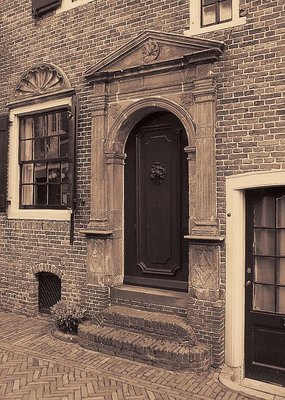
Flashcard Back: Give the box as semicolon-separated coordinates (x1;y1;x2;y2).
105;151;126;165
193;77;217;102
184;146;196;161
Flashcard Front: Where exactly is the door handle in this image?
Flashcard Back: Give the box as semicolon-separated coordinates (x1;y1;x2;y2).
246;280;252;287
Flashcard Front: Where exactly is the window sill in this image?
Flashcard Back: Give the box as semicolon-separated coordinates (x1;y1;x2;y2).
184;16;246;36
7;208;71;221
56;0;95;13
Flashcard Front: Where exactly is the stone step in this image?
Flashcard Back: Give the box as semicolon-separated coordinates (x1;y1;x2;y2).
78;324;211;372
100;305;196;346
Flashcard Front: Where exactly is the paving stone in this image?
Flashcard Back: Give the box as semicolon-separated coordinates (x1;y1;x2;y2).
0;312;262;400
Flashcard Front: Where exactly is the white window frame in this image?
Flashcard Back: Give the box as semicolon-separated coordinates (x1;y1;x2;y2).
57;0;94;12
185;0;246;36
8;97;73;221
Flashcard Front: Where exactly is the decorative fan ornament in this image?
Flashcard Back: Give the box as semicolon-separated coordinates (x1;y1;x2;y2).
14;63;70;98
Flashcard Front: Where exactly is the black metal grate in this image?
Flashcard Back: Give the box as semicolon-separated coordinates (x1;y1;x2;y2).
38;272;61;313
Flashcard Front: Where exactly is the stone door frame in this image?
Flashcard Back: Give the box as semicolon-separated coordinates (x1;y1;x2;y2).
83;30;224;303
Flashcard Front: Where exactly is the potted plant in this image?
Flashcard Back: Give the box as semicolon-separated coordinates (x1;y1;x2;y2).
50;300;86;335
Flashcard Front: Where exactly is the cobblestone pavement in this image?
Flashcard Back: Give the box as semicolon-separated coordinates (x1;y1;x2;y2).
0;312;259;400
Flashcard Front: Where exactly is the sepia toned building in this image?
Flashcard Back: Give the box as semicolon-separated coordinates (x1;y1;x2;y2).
0;0;284;389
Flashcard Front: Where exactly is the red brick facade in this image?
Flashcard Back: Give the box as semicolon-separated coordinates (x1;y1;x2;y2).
0;0;284;376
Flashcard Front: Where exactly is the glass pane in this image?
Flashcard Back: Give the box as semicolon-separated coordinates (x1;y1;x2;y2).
62;184;69;206
35;185;47;206
48;163;60;183
277;195;285;228
277;287;285;314
21;164;34;184
254;195;275;228
34;115;47;139
21;185;33;206
220;0;232;21
60;111;69;133
46;136;58;158
35;163;47;183
35;138;45;159
60;135;69;157
255;257;275;284
277;258;285;285
253;284;275;313
20;139;33;161
254;229;275;256
202;5;216;26
62;163;70;183
19;117;33;139
48;184;61;205
202;0;216;5
47;113;57;136
277;230;285;256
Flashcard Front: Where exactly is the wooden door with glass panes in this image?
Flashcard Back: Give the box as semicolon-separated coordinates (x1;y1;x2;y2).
245;188;285;386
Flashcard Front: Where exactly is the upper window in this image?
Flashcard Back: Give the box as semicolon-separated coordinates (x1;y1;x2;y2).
19;110;71;209
201;0;232;27
186;0;246;35
57;0;94;12
32;0;94;16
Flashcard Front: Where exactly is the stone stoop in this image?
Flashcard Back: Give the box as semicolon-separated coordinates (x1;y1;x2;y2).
78;305;211;371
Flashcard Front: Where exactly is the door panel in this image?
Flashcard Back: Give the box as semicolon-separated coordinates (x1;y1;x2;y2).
245;188;285;386
124;112;188;291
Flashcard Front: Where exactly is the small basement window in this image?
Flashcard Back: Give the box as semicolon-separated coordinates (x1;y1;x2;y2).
38;272;61;313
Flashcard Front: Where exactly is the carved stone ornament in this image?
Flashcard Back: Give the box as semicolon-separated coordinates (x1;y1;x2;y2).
14;63;70;98
149;162;167;185
180;92;194;107
141;39;160;63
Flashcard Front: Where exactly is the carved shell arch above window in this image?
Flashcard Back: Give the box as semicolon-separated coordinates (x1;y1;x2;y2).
14;63;71;99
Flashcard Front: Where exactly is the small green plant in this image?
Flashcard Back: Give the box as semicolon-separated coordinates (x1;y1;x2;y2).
50;300;86;334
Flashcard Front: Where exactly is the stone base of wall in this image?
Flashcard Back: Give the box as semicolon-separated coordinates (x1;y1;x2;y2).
187;297;225;367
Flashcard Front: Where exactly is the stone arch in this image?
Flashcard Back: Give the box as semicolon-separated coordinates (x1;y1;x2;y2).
106;97;196;154
13;62;71;100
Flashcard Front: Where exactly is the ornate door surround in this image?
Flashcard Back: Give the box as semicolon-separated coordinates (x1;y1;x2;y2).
83;30;224;301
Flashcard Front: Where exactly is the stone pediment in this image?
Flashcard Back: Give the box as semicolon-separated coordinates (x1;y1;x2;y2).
85;30;224;81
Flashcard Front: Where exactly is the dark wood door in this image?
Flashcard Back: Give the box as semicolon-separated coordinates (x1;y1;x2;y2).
124;112;188;291
245;188;285;386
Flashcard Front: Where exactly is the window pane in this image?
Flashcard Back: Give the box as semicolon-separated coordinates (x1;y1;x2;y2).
254;229;275;256
47;113;57;136
277;287;285;314
20;140;33;161
21;185;33;206
46;136;59;158
35;163;47;183
48;162;60;183
35;185;47;206
62;183;70;206
277;230;285;256
220;0;232;21
48;184;61;206
202;5;216;26
62;162;70;183
202;0;216;5
277;258;285;285
35;115;47;138
255;257;275;284
277;195;285;228
253;284;275;313
254;195;275;228
20;117;33;140
35;138;45;160
21;164;34;184
60;135;69;157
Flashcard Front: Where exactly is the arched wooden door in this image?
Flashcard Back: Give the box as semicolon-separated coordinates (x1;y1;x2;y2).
124;112;189;291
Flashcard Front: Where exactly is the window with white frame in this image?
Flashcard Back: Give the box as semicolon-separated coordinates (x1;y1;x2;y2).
8;97;75;221
186;0;246;35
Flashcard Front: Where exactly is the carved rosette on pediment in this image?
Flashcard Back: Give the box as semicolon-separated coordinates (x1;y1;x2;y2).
14;63;71;99
141;39;160;63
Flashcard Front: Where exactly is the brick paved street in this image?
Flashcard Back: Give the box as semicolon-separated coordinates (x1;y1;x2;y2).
0;312;259;400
